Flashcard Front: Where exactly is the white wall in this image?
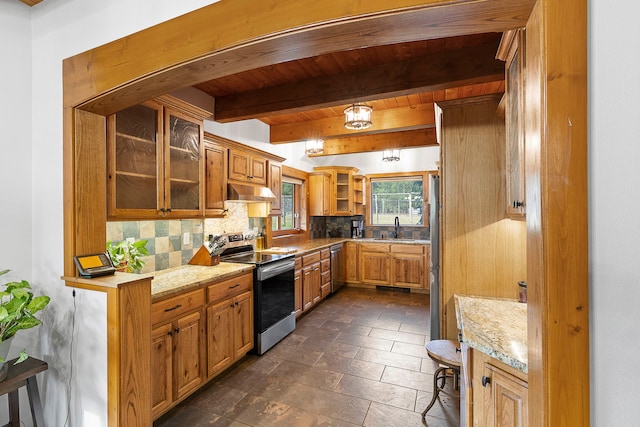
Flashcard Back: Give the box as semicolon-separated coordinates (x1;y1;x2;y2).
1;0;634;424
0;0;217;425
206;119;441;174
590;0;640;424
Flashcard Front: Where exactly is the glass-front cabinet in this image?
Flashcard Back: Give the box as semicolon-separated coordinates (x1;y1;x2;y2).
108;95;207;219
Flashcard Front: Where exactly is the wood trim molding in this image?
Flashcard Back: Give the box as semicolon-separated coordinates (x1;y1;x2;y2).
60;0;589;425
203;132;285;163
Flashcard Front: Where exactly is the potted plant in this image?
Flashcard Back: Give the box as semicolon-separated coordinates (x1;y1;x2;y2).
107;239;149;273
0;269;51;380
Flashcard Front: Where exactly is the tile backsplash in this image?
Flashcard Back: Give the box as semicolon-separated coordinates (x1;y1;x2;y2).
107;219;205;274
107;203;256;274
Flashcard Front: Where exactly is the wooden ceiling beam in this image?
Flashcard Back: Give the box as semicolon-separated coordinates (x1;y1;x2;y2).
214;40;503;122
307;128;438;157
270;103;436;143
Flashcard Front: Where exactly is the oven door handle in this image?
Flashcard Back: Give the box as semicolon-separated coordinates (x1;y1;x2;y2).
257;259;295;281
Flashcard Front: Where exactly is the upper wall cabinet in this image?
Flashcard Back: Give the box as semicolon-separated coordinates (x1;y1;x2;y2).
310;166;359;216
499;29;526;220
228;148;267;186
204;137;228;218
107;95;210;219
268;161;282;216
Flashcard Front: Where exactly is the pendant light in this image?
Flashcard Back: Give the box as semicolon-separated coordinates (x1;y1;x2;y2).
344;103;373;130
382;148;400;162
305;139;324;155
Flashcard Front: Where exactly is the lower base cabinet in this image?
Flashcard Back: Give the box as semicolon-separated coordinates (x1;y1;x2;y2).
151;272;253;420
470;348;528;427
358;242;429;289
151;289;205;418
206;273;254;378
295;248;333;316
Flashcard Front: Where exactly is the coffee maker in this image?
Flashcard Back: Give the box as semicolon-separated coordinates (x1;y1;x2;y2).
351;220;362;238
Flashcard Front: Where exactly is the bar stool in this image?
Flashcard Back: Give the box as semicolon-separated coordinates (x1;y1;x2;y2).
422;339;461;418
0;357;47;427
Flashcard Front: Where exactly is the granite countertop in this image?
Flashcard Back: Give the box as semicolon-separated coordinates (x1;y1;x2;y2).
455;295;528;373
151;263;255;300
263;237;430;257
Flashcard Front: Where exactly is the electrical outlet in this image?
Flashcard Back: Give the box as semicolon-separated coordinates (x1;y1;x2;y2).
183;232;190;245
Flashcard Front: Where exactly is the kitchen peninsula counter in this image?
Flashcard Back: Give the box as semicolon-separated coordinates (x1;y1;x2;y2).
455;295;528;373
151;263;254;301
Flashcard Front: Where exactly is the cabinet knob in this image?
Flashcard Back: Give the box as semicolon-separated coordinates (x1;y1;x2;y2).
482;376;491;387
174;327;180;334
513;200;525;208
167;331;173;337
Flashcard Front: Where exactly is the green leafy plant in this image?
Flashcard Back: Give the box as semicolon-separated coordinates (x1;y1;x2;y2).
0;269;51;364
107;239;149;273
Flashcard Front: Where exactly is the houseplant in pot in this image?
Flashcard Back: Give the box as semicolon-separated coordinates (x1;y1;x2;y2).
0;269;51;380
107;239;149;273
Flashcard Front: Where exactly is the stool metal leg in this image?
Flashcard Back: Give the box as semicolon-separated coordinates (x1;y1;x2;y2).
422;366;446;418
26;376;45;427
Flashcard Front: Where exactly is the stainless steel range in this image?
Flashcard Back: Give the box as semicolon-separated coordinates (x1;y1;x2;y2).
220;235;295;355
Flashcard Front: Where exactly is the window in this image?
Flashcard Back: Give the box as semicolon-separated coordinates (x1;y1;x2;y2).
368;173;427;226
272;178;302;234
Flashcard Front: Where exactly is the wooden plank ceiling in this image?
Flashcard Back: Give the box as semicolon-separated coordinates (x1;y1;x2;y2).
195;32;506;156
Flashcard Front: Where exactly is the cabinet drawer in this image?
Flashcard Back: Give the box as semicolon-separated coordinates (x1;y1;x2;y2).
320;248;330;259
207;273;252;303
294;256;302;270
303;251;321;266
321;259;331;273
152;289;205;325
321;270;331;285
391;244;425;254
360;243;390;253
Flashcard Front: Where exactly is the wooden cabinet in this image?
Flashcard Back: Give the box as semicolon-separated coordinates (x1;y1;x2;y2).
309;172;331;216
390;244;429;289
206;273;253;378
228;147;267;185
151;289;205;418
320;248;331;299
360;243;391;285
204;139;228;217
268;161;282;215
358;242;429;289
294;258;303;317
438;95;527;340
502;29;526;219
302;251;321;311
471;349;528;427
108;95;208;219
353;174;365;215
344;241;360;283
310;166;359;216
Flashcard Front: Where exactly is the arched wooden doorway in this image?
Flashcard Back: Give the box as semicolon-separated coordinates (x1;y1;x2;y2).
62;1;588;425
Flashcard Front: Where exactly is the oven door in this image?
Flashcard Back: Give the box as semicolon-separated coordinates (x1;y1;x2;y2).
253;258;296;354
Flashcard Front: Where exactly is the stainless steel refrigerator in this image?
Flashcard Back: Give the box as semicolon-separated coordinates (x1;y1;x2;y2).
429;174;441;340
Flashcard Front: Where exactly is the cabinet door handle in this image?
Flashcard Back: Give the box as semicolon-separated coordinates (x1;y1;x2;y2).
229;284;240;289
235;301;239;306
164;304;182;312
482;376;491;387
167;331;173;337
174;327;180;334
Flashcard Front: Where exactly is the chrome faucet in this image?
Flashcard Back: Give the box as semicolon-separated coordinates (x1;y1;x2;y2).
393;216;400;238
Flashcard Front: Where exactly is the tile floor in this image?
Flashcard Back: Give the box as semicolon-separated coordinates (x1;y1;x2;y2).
154;287;460;427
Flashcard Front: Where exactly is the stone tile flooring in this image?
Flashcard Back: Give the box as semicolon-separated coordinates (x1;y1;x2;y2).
154;287;460;427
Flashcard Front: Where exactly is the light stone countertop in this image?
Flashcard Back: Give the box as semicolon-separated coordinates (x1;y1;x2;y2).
263;237;430;257
455;295;528;373
151;263;255;301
